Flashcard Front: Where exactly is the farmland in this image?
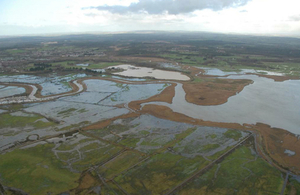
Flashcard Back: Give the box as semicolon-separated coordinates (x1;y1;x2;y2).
0;32;300;194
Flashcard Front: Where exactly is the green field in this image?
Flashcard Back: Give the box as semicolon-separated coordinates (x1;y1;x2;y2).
6;49;26;54
0;112;55;129
0;144;79;195
178;145;284;195
114;152;209;194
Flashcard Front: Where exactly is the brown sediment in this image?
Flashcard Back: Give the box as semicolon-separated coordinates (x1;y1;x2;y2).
185;66;204;77
128;83;176;111
250;73;300;82
139;104;247;131
77;77;143;85
183;78;252;105
82;112;140;131
253;123;300;174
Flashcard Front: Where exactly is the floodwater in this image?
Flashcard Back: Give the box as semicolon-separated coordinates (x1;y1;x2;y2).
40;82;71;96
24;100;129;128
84;79;121;93
0;74;87;96
0;86;26;98
99;83;169;106
200;67;284;76
109;64;190;81
104;115;248;156
61;92;110;104
173;126;249;157
144;75;300;135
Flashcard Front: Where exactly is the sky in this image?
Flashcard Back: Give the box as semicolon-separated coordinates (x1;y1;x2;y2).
0;0;300;37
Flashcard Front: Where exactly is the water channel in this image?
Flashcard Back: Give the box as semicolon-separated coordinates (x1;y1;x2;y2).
144;74;300;134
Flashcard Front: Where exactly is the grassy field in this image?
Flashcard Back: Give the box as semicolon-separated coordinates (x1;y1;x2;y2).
97;151;144;179
285;177;300;195
114;152;209;194
0;112;55;129
55;139;124;172
51;61;76;68
5;49;26;54
0;144;79;195
0;112;291;194
224;129;242;141
178;145;284;195
161;52;300;76
0;135;126;194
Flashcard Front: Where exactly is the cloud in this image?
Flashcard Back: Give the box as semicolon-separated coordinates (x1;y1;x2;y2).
86;0;251;15
85;13;98;17
289;15;300;22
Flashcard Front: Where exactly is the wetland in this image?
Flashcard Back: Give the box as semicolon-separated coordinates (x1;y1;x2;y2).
0;32;300;195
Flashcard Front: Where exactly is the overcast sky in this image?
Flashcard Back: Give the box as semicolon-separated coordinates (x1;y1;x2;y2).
0;0;300;37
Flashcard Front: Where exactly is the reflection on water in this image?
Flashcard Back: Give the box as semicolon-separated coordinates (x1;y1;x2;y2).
109;64;190;81
0;86;26;98
0;74;87;96
144;75;300;134
200;67;284;76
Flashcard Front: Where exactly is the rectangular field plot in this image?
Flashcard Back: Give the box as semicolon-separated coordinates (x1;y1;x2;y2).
97;151;145;180
177;145;283;195
173;127;250;158
0;132;126;194
114;152;209;194
60;91;111;104
24;100;129;127
88;115;195;154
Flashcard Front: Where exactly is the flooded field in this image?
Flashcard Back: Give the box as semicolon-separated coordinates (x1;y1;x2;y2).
100;83;169;106
200;67;285;76
24;101;129;128
0;74;87;96
109;64;190;81
84;79;121;93
0;86;26;98
0;78;171;153
0;113;256;194
88;115;249;155
0;69;299;194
